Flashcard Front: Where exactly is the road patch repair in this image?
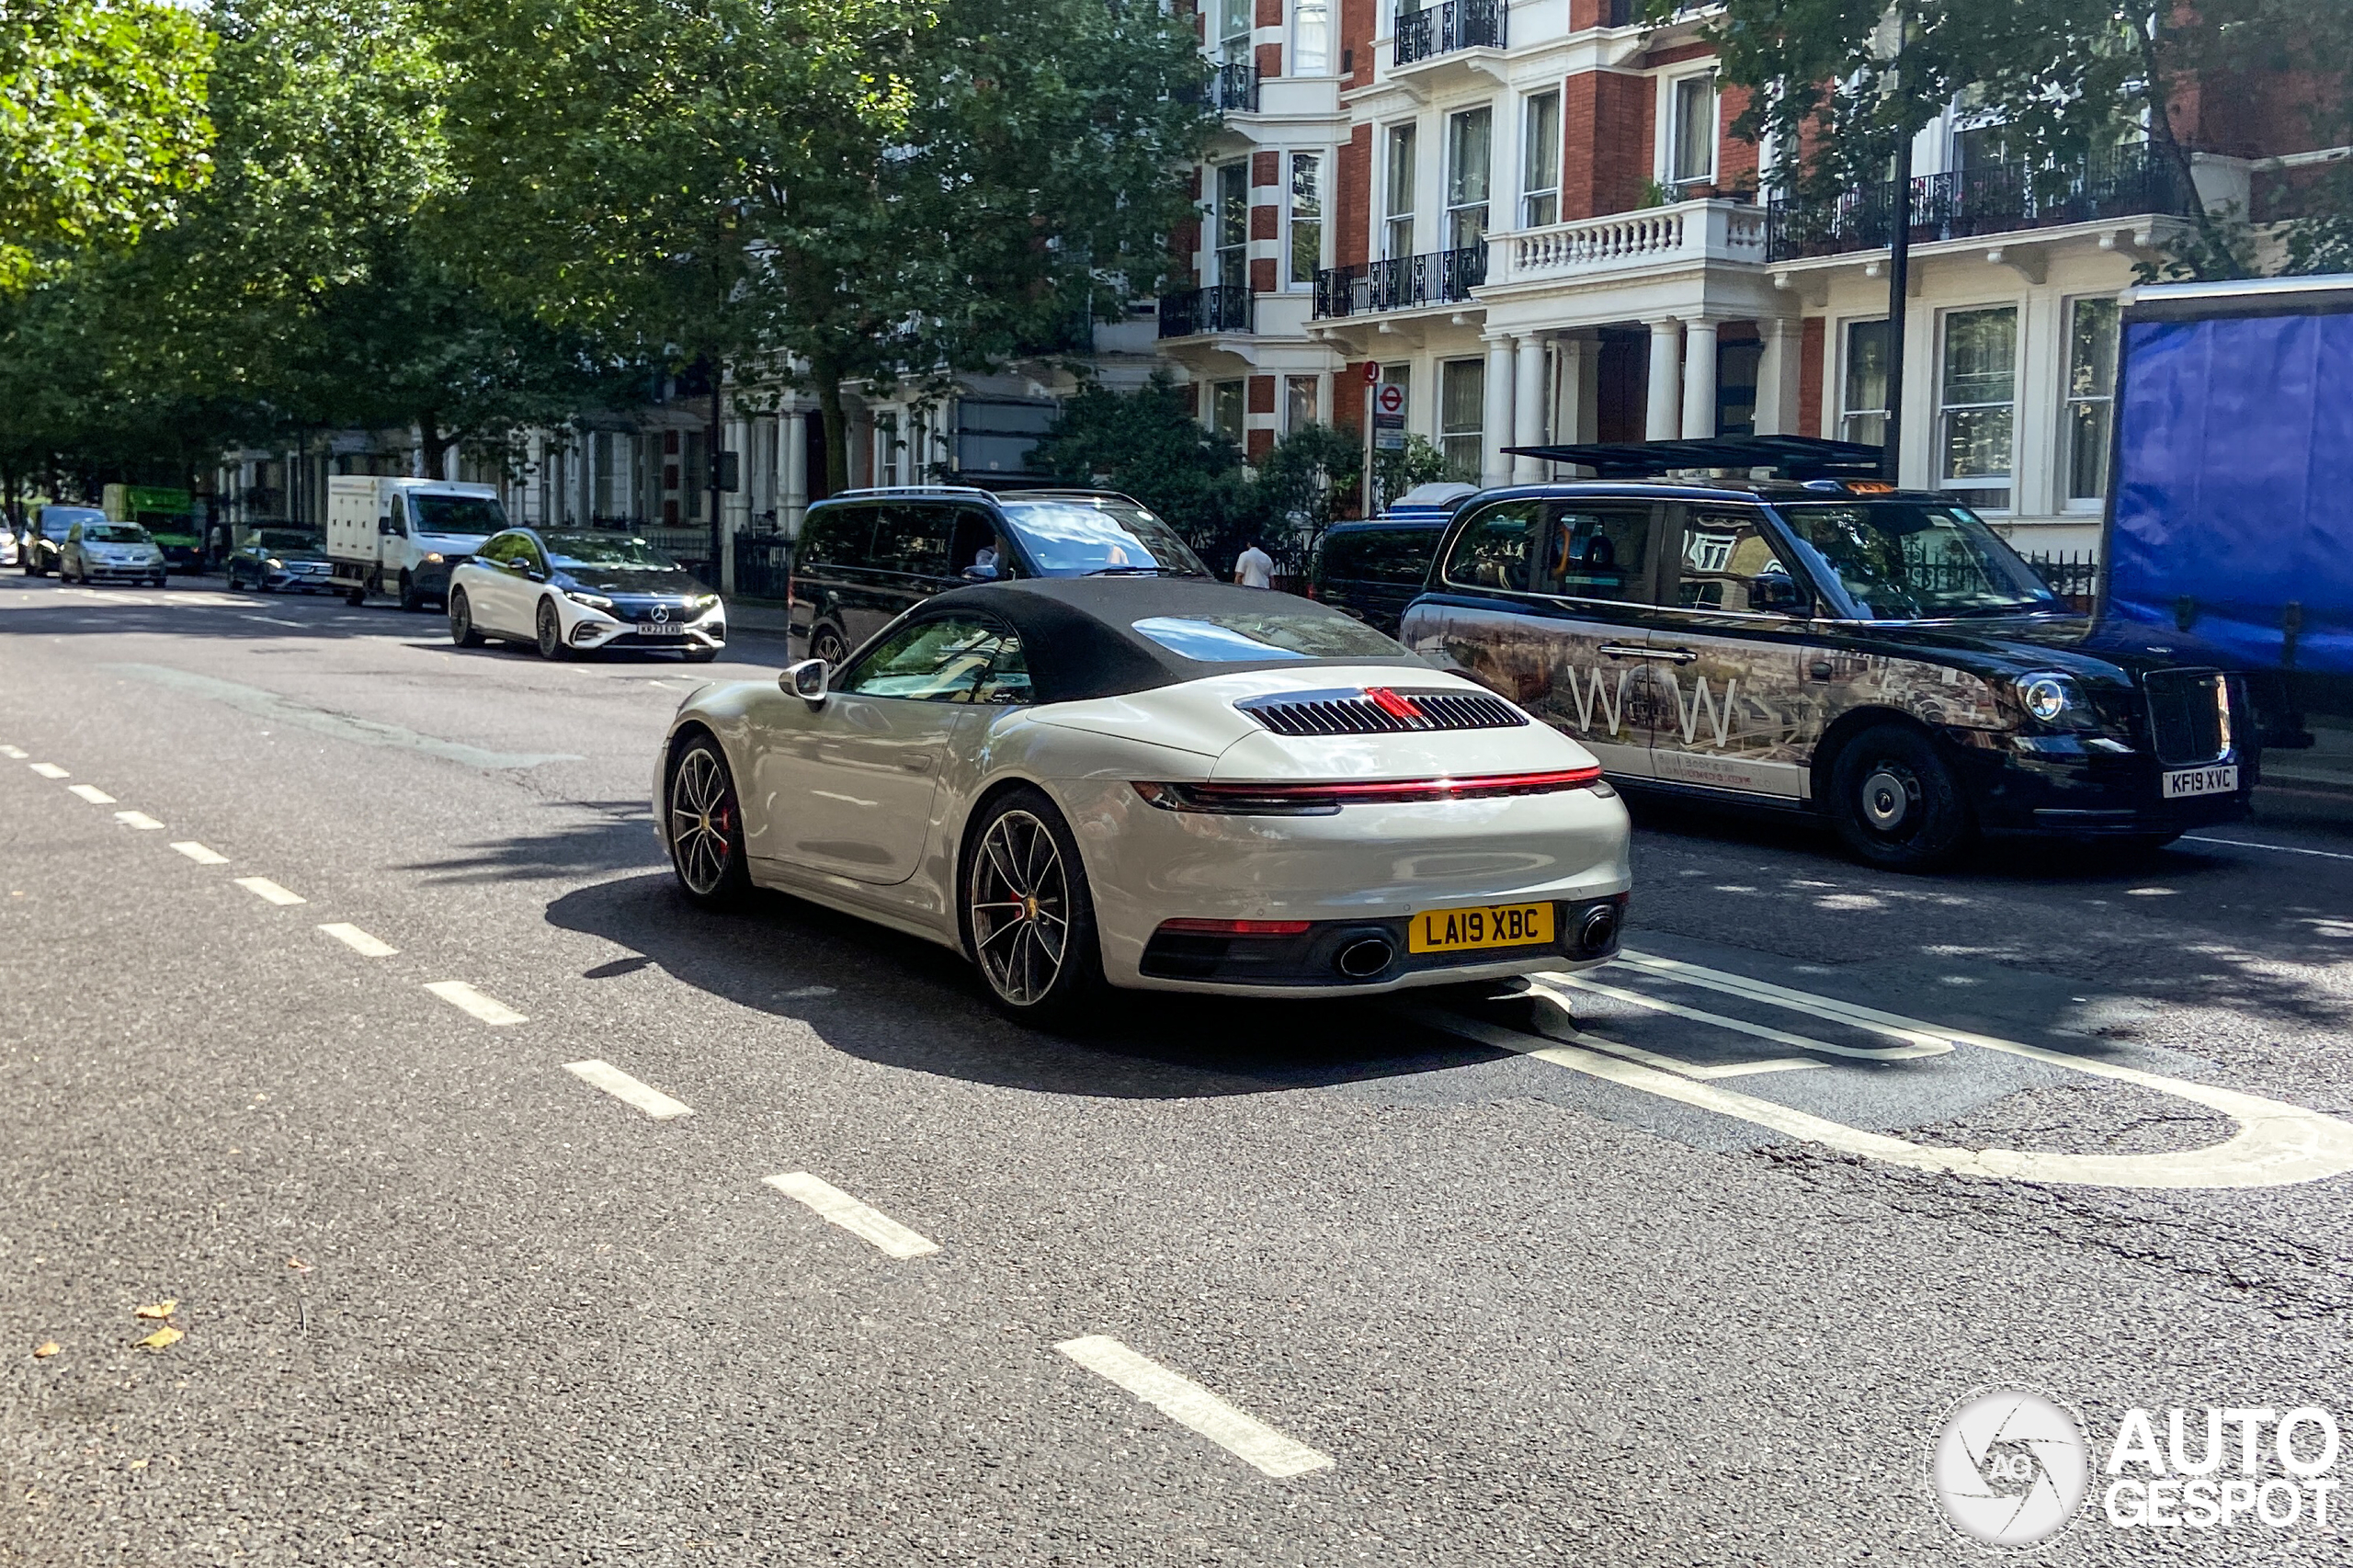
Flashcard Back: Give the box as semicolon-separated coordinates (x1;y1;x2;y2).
1420;949;2353;1192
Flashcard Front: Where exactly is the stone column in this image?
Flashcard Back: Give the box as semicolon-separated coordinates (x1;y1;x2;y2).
1483;336;1516;488
1645;319;1682;440
1512;335;1548;482
1756;317;1802;437
781;409;810;538
1680;317;1720;440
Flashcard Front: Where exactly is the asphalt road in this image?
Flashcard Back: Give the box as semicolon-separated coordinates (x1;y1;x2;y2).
6;573;2352;1566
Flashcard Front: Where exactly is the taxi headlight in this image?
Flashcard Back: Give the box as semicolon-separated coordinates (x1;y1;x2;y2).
2017;673;2081;725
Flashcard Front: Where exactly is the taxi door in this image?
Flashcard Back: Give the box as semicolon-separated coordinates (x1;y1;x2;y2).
1422;497;1669;782
1642;503;1822;801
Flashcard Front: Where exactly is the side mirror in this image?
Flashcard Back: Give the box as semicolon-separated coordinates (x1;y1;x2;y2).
782;657;829;705
960;562;1001;583
378;516;396;536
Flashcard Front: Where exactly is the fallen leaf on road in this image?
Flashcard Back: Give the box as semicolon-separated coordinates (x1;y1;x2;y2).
32;1343;60;1359
286;1257;311;1273
133;1327;182;1352
133;1301;176;1320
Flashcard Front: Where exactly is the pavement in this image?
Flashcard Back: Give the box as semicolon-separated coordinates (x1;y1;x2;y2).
6;572;2353;1564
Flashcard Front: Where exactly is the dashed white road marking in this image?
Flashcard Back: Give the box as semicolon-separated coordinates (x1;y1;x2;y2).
65;784;118;804
240;614;304;628
318;923;398;958
169;840;229;865
0;745;25;759
28;763;68;779
425;980;528;1026
114;811;164;830
233;876;306;906
763;1173;939;1258
1531;972;1951;1062
782;985;836;999
2187;835;2353;864
1054;1335;1334;1479
563;1059;691;1119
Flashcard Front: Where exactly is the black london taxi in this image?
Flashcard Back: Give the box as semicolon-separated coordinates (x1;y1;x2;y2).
1399;437;2264;870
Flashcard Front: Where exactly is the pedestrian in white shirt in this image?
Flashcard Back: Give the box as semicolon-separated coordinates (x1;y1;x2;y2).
1233;538;1274;590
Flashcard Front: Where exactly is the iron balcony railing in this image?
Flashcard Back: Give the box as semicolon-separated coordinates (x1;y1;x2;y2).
1157;283;1255;338
1766;143;2200;262
1313;244;1488;319
1210;61;1258;113
1393;0;1506;67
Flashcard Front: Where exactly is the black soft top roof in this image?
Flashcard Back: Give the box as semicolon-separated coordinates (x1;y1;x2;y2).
914;576;1427;705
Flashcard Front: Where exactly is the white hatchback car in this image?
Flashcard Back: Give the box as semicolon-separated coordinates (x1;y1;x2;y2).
448;528;724;660
655;578;1632;1023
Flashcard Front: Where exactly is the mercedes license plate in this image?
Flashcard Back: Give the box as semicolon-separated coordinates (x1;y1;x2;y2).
636;622;687;636
1407;902;1554;955
2162;764;2237;799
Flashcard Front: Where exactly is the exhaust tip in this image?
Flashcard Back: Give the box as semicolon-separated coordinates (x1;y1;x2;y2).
1577;904;1621;955
1335;936;1395;979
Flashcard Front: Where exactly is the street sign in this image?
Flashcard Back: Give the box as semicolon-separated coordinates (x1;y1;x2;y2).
1371;379;1406;449
1375;382;1405;417
1361;360;1380;384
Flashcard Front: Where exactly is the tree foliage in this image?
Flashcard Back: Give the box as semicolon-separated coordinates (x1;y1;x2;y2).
0;0;214;289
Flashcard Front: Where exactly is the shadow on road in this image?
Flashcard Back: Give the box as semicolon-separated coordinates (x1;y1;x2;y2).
543;870;1513;1099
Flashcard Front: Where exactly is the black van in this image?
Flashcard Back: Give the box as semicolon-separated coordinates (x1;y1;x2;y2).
790;486;1211;665
1312;517;1449;635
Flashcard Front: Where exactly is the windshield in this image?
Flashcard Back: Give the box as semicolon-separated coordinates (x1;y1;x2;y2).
86;525;152;543
997;496;1209;577
1131;608;1409;663
544;535;681;571
255;530;321;552
40;509;101;538
409;495;506;537
1770;501;2063;620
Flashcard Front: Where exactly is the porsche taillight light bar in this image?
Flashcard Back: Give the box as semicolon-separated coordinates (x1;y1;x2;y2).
1131;767;1603;816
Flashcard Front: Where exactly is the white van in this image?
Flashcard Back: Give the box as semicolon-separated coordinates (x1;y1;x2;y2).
325;476;509;610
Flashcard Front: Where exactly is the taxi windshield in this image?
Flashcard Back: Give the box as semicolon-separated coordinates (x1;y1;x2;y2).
996;496;1209;578
1770;501;2062;620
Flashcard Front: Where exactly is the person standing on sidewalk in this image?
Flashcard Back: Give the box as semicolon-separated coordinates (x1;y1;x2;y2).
1233;537;1273;590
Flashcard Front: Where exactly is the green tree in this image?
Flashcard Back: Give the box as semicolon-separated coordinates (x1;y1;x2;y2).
0;0;214;289
1672;1;2352;280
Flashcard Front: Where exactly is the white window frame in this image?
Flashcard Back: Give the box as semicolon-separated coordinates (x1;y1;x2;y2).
2061;293;2120;512
1936;302;2021;514
1659;68;1719;188
1382;121;1417;261
1521;90;1561;230
1210;379;1246;440
1837;315;1891;449
1287;149;1324;290
1285;374;1320;433
1213;160;1250;290
1444;105;1492;253
1217;0;1251;64
1291;0;1330;76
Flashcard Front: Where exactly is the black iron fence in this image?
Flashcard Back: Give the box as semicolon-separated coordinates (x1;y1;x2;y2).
1394;0;1506;66
2025;551;2099;613
1157;283;1256;338
1766;144;2200;262
1211;61;1257;113
733;534;793;601
1313;244;1488;319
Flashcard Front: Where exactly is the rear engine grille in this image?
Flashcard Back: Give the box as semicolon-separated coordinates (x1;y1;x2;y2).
2143;668;2229;765
1240;687;1528;737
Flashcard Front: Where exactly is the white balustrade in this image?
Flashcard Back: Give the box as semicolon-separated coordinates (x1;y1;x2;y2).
1495;199;1768;287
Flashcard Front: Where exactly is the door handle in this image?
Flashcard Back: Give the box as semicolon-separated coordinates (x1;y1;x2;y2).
1600;644;1698;663
1653;648;1699;664
1597;643;1648;659
901;756;934;772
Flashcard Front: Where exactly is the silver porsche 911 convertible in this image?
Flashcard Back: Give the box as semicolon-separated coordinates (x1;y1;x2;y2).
654;577;1632;1023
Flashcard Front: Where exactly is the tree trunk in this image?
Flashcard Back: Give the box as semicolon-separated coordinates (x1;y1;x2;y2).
813;361;851;494
417;414;447;480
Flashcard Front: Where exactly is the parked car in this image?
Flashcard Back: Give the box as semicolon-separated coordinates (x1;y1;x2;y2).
20;505;102;576
657;576;1631;1023
226;528;336;593
1402;437;2262;870
788;485;1211;667
60;519;168;586
1313;517;1450;635
0;528;16;567
448;528;723;660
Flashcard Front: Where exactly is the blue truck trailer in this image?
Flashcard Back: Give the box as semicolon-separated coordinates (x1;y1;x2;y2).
2107;276;2353;725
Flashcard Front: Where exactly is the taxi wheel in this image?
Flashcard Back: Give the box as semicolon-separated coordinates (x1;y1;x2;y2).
666;735;751;909
1829;723;1973;872
960;787;1104;1029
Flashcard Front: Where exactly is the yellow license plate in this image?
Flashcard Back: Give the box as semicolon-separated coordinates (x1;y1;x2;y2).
1407;902;1554;955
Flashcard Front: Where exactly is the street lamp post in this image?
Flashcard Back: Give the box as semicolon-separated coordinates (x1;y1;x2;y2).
1873;6;1914;486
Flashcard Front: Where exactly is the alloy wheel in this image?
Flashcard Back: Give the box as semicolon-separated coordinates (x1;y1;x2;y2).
1858;760;1921;835
811;627;848;668
668;746;739;897
968;810;1069;1007
536;597;564;659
